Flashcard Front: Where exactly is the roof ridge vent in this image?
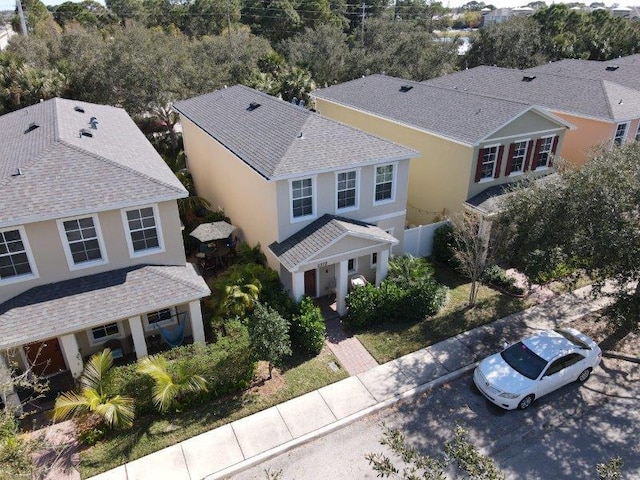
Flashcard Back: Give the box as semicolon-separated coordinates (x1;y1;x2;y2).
79;128;93;138
247;102;261;111
522;75;536;82
24;122;39;134
74;106;85;113
399;85;413;92
606;65;619;71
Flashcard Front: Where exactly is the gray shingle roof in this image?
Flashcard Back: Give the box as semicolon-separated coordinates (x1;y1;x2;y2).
0;98;187;227
269;214;398;271
0;264;210;349
173;85;417;180
526;59;640;91
313;74;543;145
423;66;640;122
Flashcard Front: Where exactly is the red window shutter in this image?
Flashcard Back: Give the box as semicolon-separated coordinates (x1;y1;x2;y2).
494;145;504;178
505;143;516;175
531;139;542;171
524;140;534;171
549;136;559;168
475;148;485;182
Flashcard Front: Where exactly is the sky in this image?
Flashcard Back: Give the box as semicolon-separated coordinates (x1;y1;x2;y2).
0;0;625;17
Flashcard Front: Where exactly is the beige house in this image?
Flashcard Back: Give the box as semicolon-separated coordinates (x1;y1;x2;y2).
313;75;573;225
0;99;210;410
174;86;417;315
424;60;640;167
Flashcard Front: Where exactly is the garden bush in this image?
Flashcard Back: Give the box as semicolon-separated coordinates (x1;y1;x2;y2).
290;296;326;355
431;223;458;268
482;265;525;296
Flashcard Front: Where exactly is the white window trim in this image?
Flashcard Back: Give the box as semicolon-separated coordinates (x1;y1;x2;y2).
373;162;397;206
635;122;640;142
613;122;629;146
0;225;39;286
508;139;530;176
335;169;360;213
289;176;317;223
537;135;555;168
87;321;123;346
57;214;108;271
143;307;177;332
370;252;378;269
120;204;165;258
348;258;358;273
479;143;500;182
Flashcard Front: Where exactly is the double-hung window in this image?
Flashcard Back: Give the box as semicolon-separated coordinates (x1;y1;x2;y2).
122;205;163;257
635;123;640;142
481;146;498;179
58;215;106;269
374;164;394;203
90;322;121;344
291;178;314;219
614;122;628;146
510;141;528;174
145;308;175;330
336;171;357;210
537;136;554;168
0;227;36;283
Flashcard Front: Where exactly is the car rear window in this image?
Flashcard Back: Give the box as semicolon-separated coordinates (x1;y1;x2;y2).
554;329;591;350
501;342;548;380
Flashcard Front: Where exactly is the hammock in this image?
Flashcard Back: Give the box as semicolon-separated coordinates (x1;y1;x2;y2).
156;321;186;348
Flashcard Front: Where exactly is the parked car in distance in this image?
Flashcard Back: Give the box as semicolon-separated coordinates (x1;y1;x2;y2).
474;328;602;410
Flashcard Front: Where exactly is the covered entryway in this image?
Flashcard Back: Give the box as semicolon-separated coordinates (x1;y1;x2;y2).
25;338;66;377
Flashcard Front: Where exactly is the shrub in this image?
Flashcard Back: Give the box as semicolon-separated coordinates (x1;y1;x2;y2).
482;264;525;296
431;223;458;267
344;284;383;330
290;296;326;355
104;362;155;416
236;242;267;266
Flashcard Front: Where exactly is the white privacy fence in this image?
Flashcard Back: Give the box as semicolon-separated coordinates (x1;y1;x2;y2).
402;220;449;257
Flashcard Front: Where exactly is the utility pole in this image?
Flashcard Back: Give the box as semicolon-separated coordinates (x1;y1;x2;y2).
226;0;232;43
360;3;366;46
16;0;28;37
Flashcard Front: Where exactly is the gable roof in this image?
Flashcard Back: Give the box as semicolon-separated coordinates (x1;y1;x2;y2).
269;214;397;272
526;59;640;91
0;98;187;228
423;65;640;122
173;85;416;181
313;74;564;145
0;264;210;349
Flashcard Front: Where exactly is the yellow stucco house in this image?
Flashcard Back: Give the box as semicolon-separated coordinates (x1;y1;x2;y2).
174;86;417;315
0;99;210;411
424;58;640;167
313;75;573;225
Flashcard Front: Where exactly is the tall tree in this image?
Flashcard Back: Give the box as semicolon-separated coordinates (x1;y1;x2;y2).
495;143;640;320
451;214;490;306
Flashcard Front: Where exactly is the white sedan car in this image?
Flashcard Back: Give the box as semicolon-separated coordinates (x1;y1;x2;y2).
473;328;602;410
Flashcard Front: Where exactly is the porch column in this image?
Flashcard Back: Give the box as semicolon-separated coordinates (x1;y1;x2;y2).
336;260;349;316
188;301;206;344
59;334;83;379
375;249;390;286
292;271;305;302
0;352;22;414
128;316;148;359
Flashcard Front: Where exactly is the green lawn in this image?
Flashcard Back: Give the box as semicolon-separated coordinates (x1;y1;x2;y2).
356;265;535;364
79;347;347;478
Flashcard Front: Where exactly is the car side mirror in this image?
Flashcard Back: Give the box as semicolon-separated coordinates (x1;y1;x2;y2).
502;342;508;350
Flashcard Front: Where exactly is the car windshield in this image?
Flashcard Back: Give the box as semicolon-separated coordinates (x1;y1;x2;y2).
501;342;548;380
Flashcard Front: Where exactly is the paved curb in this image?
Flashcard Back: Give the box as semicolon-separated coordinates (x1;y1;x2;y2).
206;363;478;479
603;351;640;364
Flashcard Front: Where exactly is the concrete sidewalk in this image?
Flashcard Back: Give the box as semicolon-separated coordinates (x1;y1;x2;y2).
89;284;615;480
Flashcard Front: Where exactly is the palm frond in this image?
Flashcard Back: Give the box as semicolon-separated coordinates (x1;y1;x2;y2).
52;391;90;421
81;349;113;393
94;395;135;429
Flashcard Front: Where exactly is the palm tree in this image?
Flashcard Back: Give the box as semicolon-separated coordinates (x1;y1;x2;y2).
222;279;261;318
137;356;207;413
52;349;134;429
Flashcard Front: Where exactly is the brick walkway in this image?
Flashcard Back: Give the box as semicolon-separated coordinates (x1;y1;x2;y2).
317;298;379;375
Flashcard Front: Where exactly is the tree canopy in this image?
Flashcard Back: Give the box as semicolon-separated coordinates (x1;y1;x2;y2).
495;143;640;319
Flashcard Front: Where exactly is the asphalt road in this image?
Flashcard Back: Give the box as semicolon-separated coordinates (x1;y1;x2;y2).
230;356;640;479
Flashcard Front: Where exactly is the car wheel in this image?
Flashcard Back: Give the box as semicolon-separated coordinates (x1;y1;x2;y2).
518;394;534;410
577;368;592;383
